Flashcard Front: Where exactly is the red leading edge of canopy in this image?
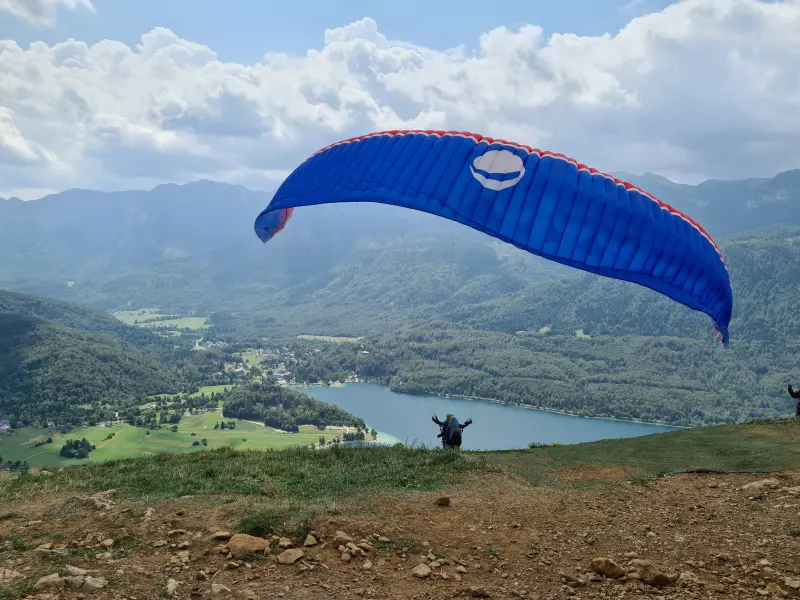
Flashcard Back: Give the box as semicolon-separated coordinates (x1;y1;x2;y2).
309;129;727;270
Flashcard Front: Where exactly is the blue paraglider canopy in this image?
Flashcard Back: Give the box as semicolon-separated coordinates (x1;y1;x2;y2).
254;130;733;345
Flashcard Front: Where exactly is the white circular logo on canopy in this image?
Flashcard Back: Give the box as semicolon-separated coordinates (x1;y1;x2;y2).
470;149;525;191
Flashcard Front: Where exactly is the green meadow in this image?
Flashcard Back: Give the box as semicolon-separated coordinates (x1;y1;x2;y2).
0;408;346;470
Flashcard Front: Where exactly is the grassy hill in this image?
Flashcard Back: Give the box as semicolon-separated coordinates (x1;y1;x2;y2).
0;420;799;600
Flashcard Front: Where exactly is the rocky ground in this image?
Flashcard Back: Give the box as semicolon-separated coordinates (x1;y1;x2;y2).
2;471;800;600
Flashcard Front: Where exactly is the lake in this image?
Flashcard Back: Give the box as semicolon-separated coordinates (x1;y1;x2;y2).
293;383;680;450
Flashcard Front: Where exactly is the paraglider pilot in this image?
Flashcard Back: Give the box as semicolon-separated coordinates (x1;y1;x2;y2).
433;413;472;448
789;384;800;418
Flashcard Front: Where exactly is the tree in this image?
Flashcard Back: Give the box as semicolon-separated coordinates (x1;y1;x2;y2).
319;436;326;446
370;428;377;440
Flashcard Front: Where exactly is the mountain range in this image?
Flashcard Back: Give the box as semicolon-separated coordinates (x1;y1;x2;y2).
2;169;800;345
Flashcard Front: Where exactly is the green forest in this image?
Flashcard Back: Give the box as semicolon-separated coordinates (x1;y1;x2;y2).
285;322;798;426
220;382;367;432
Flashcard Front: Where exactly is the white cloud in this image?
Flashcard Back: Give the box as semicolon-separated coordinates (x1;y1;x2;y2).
0;0;94;28
1;0;799;198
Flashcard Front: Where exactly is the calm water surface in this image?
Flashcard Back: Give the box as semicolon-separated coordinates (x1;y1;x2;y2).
293;383;679;450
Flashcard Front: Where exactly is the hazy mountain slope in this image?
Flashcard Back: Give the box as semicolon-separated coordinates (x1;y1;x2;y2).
1;171;799;344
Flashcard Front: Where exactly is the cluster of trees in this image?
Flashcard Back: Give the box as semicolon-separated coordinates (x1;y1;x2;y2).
59;437;96;459
220;382;366;433
0;456;29;472
213;421;236;430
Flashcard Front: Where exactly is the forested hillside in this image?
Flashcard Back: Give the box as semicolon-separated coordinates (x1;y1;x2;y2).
284;322;800;427
221;382;367;432
0;313;181;428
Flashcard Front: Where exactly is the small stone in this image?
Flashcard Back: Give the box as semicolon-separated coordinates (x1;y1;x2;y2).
560;572;586;587
357;542;372;552
631;559;670;587
591;557;625;579
153;540;168;548
429;561;441;568
278;537;293;549
457;566;468;574
784;578;800;590
83;576;108;592
678;571;702;587
212;532;231;541
277;549;304;565
766;582;785;596
166;579;180;596
35;574;66;590
304;534;318;547
65;565;89;577
168;529;187;536
0;568;22;584
378;536;390;543
211;584;231;595
454;574;463;582
468;586;491;598
101;539;114;548
225;562;241;570
363;560;373;570
742;478;781;490
333;531;353;546
196;571;208;581
412;563;432;578
65;576;85;589
228;534;268;557
341;552;352;563
435;496;450;507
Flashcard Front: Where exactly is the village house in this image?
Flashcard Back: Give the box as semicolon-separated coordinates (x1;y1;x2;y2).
0;420;11;435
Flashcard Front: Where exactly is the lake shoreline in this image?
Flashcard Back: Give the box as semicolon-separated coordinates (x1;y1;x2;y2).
289;380;688;430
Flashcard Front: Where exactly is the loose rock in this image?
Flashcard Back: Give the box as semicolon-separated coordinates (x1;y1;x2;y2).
227;534;268;556
0;568;23;584
303;534;318;547
784;578;800;590
591;557;625;579
83;577;108;592
412;563;432;578
631;559;670;587
277;549;304;565
742;479;781;491
436;496;451;507
212;531;231;541
211;584;231;595
333;531;353;546
35;574;65;590
166;579;180;596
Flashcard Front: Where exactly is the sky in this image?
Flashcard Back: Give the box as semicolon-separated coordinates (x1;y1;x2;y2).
0;0;798;199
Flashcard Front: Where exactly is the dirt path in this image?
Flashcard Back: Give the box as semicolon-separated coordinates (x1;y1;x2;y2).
3;470;800;600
